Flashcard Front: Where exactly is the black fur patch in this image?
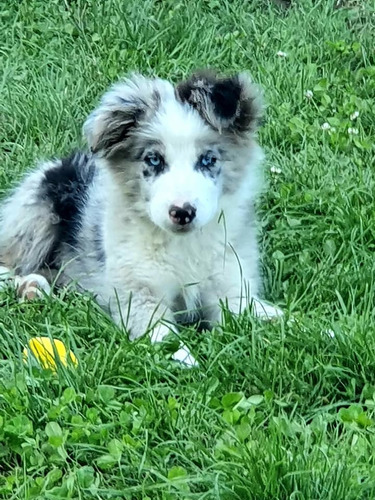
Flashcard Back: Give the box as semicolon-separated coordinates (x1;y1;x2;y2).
42;152;95;267
177;70;261;134
178;71;241;121
211;78;241;120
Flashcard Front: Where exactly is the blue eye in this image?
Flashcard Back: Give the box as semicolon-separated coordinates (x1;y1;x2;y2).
149;156;160;166
145;153;164;170
200;152;217;169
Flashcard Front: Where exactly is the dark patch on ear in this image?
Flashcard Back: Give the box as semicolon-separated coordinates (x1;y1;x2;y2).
177;70;262;135
91;107;144;155
233;89;260;134
211;77;241;120
176;69;217;106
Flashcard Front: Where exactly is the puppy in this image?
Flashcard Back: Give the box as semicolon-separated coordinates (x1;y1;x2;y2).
0;71;281;365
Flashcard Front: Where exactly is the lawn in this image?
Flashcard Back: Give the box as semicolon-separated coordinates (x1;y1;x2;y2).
1;0;375;498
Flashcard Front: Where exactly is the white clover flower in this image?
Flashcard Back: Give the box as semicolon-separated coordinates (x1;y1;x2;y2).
321;122;331;131
350;111;359;120
270;166;282;175
276;51;287;57
304;90;313;99
322;329;335;338
348;127;359;135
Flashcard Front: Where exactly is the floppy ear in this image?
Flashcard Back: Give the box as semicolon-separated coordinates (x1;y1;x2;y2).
83;75;161;157
176;70;263;135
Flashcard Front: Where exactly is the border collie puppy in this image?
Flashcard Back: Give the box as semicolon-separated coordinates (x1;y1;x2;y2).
0;71;282;366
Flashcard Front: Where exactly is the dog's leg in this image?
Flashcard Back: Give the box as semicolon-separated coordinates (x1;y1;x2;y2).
202;277;282;325
109;288;198;367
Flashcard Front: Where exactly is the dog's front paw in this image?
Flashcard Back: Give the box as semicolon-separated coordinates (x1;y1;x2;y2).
15;274;51;302
150;324;198;368
172;345;198;367
149;322;176;343
252;299;283;321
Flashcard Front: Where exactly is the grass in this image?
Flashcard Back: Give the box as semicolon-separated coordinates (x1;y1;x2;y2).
1;0;375;498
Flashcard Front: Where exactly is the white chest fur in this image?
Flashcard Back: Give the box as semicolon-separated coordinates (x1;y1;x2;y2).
104;209;228;308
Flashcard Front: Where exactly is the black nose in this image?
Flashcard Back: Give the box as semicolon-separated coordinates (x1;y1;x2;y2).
169;203;196;226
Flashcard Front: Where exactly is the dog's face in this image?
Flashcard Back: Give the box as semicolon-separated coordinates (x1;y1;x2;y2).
84;71;263;234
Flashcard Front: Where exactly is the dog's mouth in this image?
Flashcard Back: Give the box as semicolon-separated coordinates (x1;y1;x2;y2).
169;224;195;234
163;220;197;234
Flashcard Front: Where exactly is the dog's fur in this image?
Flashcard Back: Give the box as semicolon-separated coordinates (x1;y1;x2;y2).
0;70;281;365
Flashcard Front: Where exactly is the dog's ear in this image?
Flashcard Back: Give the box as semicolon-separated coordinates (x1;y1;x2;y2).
176;70;263;135
84;75;162;157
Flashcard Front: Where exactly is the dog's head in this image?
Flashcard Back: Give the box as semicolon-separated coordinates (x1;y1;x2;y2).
84;70;263;234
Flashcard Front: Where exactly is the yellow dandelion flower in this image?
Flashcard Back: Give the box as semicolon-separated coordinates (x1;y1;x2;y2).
23;337;78;371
